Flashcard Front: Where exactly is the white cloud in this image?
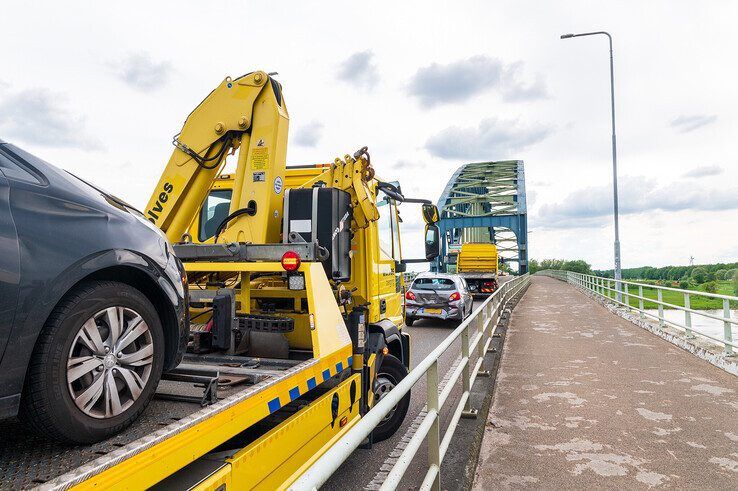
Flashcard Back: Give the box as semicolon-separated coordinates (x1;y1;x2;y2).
294;121;324;147
670;114;717;133
536;176;738;229
0;89;102;150
682;164;722;178
425;118;552;160
408;56;503;107
336;50;378;89
407;56;547;107
500;61;548;102
394;159;423;170
116;52;172;92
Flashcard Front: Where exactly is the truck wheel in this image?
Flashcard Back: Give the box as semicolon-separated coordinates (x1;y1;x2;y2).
21;281;165;444
405;316;415;326
372;355;410;442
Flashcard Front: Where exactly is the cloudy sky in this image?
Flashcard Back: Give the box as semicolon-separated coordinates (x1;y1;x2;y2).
1;0;737;270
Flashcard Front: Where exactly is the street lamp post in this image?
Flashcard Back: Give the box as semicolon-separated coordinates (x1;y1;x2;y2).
561;31;622;300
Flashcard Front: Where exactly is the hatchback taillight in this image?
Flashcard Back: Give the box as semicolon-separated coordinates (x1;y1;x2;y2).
449;291;461;301
405;291;416;301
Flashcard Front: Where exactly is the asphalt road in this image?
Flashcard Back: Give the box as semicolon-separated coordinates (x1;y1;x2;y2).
324;313;464;490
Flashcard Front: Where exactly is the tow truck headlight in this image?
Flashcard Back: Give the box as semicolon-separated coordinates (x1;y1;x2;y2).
288;274;305;290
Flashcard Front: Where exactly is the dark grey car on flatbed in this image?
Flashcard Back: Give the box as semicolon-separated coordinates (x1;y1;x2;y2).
0;140;188;444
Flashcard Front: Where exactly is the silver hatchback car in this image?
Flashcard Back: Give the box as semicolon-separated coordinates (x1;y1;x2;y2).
405;273;474;326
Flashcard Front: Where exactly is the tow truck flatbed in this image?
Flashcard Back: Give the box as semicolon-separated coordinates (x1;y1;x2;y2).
2;348;355;490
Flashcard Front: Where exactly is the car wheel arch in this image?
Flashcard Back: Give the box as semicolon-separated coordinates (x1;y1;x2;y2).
23;251;182;374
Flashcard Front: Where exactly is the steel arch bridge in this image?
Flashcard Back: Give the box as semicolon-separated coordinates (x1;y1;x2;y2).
433;160;528;274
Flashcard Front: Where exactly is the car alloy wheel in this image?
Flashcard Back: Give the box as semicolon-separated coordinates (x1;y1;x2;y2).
66;307;154;419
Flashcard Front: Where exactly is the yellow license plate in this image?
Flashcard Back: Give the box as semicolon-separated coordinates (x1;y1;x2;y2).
425;308;442;314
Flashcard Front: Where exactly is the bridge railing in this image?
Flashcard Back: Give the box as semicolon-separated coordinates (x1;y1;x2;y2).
292;274;531;491
540;270;737;355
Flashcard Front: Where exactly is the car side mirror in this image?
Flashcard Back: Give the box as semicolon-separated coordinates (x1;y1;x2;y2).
425;224;440;260
422;204;439;224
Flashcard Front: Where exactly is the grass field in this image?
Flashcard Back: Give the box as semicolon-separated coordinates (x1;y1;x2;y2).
601;280;737;310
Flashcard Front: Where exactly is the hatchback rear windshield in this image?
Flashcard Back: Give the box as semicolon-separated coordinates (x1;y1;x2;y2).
412;278;455;290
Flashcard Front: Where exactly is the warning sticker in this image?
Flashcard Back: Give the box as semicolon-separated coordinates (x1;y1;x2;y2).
252;147;269;170
253;171;266;182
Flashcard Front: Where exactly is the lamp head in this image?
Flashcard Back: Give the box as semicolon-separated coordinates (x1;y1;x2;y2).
560;33;575;39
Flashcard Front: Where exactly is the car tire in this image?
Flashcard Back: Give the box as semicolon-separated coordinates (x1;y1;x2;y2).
20;280;165;444
371;354;410;443
405;316;415;326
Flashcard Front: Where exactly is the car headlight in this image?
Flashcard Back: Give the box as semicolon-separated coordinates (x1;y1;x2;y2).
132;213;171;252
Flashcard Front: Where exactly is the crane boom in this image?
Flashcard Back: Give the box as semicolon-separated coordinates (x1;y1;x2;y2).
144;71;289;245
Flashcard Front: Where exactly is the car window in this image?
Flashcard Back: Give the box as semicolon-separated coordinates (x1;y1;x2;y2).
0;146;45;185
199;189;233;241
412;277;456;291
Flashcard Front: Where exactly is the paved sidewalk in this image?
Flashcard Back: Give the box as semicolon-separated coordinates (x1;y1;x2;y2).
474;276;738;489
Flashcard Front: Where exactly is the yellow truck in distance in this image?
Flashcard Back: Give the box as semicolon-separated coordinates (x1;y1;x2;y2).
456;242;499;295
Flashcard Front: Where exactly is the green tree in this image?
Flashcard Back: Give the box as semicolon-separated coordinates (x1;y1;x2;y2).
703;281;718;293
562;260;592;274
691;267;707;284
530;258;592;275
733;271;738;295
715;269;728;281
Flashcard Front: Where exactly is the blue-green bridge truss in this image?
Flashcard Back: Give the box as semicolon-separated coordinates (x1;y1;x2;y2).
433;160;528;274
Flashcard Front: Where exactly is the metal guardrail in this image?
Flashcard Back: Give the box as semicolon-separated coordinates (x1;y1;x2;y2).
292;274;530;491
539;270;737;355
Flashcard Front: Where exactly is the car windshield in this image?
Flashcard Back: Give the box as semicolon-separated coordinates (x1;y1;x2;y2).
63;169;140;214
412;278;456;291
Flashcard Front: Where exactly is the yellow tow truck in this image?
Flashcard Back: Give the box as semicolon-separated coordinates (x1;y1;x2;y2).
456;243;500;295
5;71;440;490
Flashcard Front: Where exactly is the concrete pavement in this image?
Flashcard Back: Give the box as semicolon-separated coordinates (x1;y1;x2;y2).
474;275;738;489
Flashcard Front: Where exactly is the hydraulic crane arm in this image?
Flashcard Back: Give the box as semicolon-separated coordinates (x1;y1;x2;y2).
298;147;379;229
145;71;289;245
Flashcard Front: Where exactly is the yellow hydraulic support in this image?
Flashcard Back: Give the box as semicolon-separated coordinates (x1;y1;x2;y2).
144;71;288;245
